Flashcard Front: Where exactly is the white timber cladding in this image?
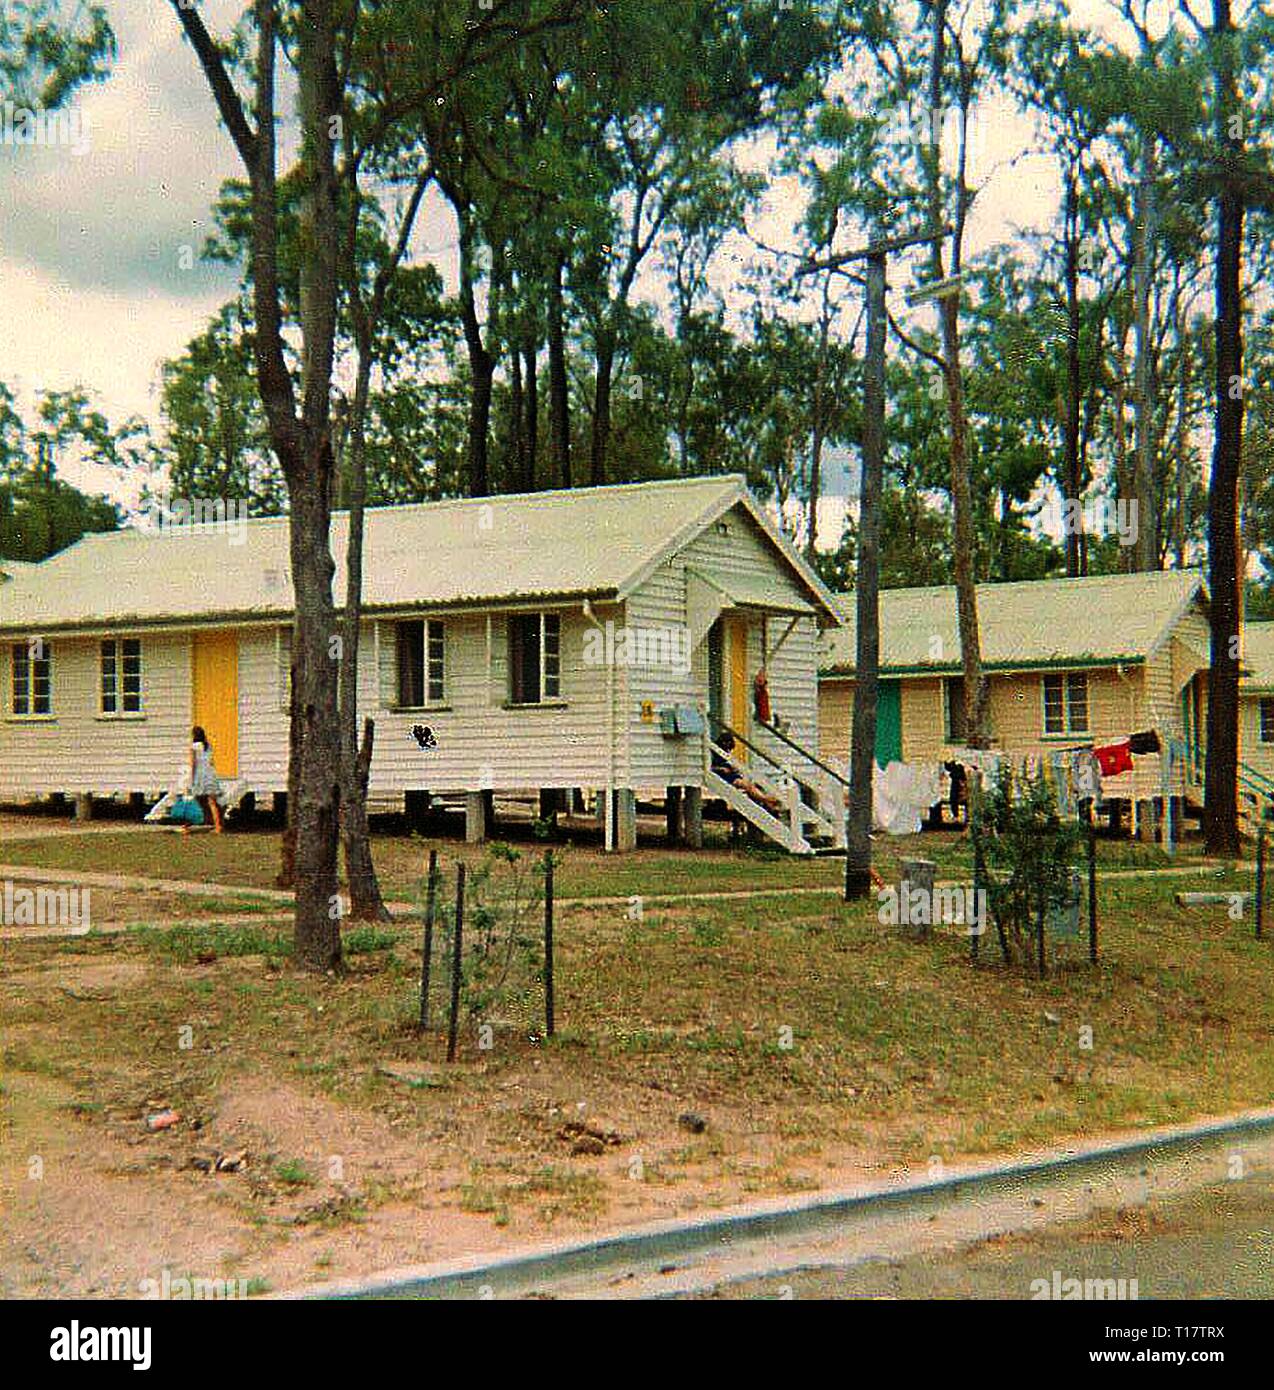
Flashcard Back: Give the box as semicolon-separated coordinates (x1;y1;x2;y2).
238;627;289;790
1139;597;1211;799
0;501;832;803
366;606;618;794
625;503;821;791
0;631;192;798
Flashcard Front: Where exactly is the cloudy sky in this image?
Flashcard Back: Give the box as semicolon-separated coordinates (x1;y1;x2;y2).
0;0;1151;515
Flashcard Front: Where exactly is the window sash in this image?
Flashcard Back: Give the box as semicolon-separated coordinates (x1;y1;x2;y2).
426;621;445;703
1065;671;1088;733
121;639;142;712
1044;672;1088;735
392;621;446;708
397;620;426;707
542;614;561;698
12;642;29;715
944;677;966;743
509;613;561;704
509;614;540;704
1043;675;1065;734
13;640;50;715
99;638;142;715
1262;698;1274;744
100;640;117;713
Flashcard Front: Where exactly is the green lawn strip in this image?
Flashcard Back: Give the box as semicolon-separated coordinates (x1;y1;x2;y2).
5;865;1267;1203
0;824;1216;904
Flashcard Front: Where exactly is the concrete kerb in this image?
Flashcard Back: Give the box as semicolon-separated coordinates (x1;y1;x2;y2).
282;1106;1274;1300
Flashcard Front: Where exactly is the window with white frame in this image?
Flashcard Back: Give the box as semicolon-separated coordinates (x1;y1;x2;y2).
11;638;52;715
508;612;560;704
1043;671;1089;735
100;638;142;714
396;619;446;707
1261;698;1274;744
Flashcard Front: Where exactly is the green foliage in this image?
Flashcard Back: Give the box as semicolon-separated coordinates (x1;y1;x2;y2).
0;0;114;109
974;767;1083;968
274;1159;315;1188
156;301;285;516
0;472;118;562
431;844;549;1026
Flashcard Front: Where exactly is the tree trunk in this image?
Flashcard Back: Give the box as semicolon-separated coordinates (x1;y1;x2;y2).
287;471;344;971
1132;142;1159;571
1205;0;1243;858
942;293;987;742
807;271;833;560
523;336;538;491
1175;302;1191;568
548;254;570;487
1113;317;1133;573
926;0;986;745
343;717;389;920
1063;169;1084;577
845;252;886;899
457;212;493;497
338;344;390;922
590;325;615;486
509;341;524;489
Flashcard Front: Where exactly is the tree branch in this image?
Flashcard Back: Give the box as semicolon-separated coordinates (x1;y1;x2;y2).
168;0;258;170
888;308;948;372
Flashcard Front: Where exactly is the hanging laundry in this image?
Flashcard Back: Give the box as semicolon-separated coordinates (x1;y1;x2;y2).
1048;750;1076;818
955;749;1004;785
872;760;944;836
1094;740;1134;777
1127;729;1161;756
1071;748;1103;802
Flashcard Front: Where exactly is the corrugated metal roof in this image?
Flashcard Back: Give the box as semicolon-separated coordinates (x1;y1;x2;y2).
1242;621;1274;690
0;475;842;633
821;570;1206;675
687;567;815;616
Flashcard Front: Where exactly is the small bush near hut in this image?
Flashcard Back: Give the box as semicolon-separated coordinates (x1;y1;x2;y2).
975;767;1083;970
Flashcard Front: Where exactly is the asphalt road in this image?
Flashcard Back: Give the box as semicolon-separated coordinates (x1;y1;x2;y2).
689;1169;1274;1300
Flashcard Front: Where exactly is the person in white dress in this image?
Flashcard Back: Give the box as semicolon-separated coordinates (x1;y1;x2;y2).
188;725;224;833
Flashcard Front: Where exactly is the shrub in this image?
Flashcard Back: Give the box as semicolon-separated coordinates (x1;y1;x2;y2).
974;766;1083;970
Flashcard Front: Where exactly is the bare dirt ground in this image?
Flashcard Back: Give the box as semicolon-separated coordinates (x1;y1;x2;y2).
1;935;896;1298
2;823;1270;1300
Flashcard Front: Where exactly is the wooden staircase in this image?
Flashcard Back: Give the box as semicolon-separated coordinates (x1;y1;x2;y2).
1168;736;1273;834
705;722;846;856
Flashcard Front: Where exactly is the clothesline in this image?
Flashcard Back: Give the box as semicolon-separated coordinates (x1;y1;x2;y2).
856;729;1166;836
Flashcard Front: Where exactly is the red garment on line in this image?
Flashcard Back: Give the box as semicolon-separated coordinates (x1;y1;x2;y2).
1094;741;1134;777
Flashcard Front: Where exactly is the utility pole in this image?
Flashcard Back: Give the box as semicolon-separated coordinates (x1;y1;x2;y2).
799;225;953;900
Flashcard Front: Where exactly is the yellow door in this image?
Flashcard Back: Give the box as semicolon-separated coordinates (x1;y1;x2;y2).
726;615;750;759
191;631;239;777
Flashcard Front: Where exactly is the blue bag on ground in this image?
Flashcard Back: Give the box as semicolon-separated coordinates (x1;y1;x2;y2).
169;796;205;826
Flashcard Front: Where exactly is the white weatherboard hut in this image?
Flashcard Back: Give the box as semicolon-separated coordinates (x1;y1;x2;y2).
0;475;845;853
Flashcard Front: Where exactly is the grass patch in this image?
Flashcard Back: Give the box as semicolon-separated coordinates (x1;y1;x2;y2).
2;842;1271;1282
274;1159;316;1188
460;1166;605;1226
131;920;398;963
133;922;290;962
